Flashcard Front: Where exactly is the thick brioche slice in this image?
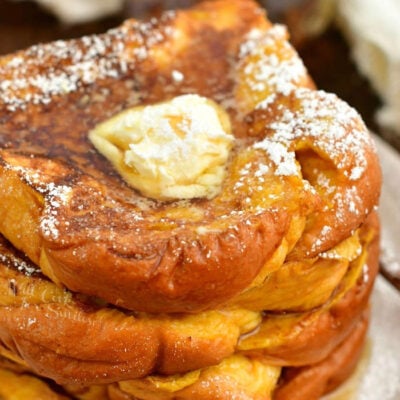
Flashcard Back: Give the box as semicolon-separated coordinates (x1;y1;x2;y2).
0;212;378;385
239;213;378;366
0;0;380;313
0;311;369;400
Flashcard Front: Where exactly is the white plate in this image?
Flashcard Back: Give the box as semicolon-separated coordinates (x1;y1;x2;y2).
324;135;400;399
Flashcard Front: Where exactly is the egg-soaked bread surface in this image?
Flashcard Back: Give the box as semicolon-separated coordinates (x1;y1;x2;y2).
0;211;379;386
0;312;370;400
0;0;380;314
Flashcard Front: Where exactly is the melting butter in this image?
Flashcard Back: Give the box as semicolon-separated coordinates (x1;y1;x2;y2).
89;94;233;200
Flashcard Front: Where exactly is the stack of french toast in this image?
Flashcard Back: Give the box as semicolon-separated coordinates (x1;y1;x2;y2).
0;0;381;399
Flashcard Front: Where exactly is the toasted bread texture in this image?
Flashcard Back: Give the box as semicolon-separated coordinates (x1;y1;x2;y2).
0;311;369;400
0;0;380;313
0;211;378;385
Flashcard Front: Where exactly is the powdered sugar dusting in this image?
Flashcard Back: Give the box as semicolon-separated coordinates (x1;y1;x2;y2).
333;186;362;219
171;69;184;83
255;88;370;181
0;17;173;111
0;252;39;276
238;25;308;106
6;164;72;240
253;140;298;176
40;183;72;240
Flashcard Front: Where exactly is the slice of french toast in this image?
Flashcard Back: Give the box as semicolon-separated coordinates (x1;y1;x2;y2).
0;0;380;313
0;211;378;385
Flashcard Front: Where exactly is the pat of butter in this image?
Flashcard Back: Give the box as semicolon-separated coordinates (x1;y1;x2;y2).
89;94;233;200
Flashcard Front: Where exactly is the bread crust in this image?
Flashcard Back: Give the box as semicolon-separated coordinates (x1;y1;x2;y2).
0;314;369;400
0;212;378;385
238;211;379;365
0;0;381;313
274;310;369;400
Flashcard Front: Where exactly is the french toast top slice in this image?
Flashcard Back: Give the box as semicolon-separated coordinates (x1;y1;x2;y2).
0;0;380;312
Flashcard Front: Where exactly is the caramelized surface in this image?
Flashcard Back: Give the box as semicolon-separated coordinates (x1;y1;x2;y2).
0;0;381;313
0;212;379;385
0;314;369;400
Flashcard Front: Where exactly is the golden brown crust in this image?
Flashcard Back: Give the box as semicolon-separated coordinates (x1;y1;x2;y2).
274;311;369;400
0;249;248;385
0;212;378;385
0;314;369;400
238;211;379;366
109;313;369;400
0;213;379;399
0;0;307;313
0;0;381;313
0;151;304;314
243;90;381;259
0;313;369;400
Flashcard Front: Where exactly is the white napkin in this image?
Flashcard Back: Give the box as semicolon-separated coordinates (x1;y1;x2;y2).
17;0;125;24
336;0;400;135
